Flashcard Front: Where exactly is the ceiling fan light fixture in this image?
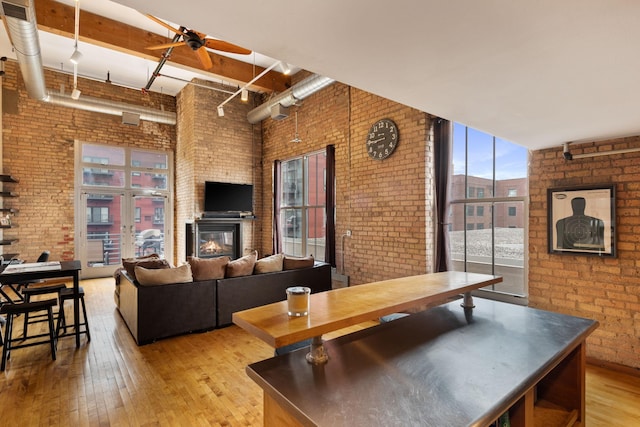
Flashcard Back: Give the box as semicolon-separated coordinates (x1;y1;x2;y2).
217;105;224;117
241;88;249;102
70;48;83;65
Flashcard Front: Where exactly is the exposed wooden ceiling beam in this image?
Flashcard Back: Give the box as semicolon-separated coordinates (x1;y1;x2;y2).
34;0;290;93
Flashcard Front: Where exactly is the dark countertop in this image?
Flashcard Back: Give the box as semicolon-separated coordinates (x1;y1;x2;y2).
247;298;598;427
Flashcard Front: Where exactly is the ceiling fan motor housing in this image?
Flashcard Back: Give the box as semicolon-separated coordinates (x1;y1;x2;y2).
184;31;204;50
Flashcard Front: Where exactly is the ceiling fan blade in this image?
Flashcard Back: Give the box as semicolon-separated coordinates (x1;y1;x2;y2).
204;39;252;55
196;46;213;69
146;14;185;36
146;42;185;50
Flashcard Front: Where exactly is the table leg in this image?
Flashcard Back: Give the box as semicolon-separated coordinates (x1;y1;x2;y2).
305;335;329;365
73;272;80;348
461;291;475;308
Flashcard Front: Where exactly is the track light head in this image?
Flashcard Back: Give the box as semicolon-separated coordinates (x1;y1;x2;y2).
70;49;83;65
71;88;81;100
281;62;291;75
241;88;249;102
217;105;224;117
563;143;573;160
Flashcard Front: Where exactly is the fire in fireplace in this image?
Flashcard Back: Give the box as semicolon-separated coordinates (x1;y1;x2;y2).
191;220;242;259
199;231;233;256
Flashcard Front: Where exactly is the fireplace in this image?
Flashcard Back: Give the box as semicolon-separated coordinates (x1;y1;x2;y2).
187;219;242;260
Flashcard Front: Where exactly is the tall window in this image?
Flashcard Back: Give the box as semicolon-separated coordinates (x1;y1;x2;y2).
77;142;172;273
279;150;326;260
448;123;529;298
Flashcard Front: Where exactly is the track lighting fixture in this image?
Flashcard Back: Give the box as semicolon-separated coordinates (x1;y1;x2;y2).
216;60;282;117
281;62;292;75
70;48;83;65
71;88;81;100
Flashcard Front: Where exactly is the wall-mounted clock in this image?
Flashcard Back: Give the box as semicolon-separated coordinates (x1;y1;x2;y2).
366;118;399;160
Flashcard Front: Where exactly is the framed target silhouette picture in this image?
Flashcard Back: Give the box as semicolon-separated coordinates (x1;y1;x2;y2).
548;184;616;257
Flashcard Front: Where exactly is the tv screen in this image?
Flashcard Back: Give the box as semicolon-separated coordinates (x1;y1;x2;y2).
204;181;253;213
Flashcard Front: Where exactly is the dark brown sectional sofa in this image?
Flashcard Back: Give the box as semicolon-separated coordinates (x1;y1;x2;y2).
115;262;331;345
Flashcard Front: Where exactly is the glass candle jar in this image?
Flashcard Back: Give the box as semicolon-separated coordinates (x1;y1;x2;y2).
286;286;311;317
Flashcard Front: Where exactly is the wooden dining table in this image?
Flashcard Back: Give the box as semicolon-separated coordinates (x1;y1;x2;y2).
0;260;84;347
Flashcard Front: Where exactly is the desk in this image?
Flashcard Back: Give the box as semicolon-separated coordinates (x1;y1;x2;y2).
247;299;598;427
0;260;84;347
233;271;501;362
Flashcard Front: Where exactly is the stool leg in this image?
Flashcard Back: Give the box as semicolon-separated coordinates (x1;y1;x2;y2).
80;296;91;342
47;306;57;361
22;294;30;339
55;302;65;337
1;314;13;371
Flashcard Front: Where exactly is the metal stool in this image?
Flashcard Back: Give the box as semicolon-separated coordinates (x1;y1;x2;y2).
0;298;58;371
56;287;91;342
21;283;66;338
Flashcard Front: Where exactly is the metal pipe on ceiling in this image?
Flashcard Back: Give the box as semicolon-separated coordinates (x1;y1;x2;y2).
0;0;176;125
247;74;335;124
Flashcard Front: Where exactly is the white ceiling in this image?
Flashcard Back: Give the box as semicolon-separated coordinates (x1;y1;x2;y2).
4;0;640;151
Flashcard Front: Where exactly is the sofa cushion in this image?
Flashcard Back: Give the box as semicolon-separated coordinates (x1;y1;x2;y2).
254;253;284;274
226;250;258;278
122;254;171;282
136;263;193;286
188;256;230;281
283;255;315;270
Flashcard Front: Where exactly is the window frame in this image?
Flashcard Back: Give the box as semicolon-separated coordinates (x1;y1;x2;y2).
278;149;327;260
449;124;529;304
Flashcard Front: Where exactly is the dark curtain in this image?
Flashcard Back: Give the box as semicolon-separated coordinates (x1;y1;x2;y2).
272;160;282;255
434;119;452;272
325;145;336;266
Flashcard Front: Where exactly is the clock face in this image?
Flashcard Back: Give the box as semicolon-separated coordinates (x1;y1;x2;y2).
366;119;399;160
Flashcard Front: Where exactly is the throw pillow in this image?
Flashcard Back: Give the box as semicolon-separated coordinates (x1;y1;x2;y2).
135;263;193;286
254;253;284;274
283;255;315;270
122;255;170;281
188;256;230;281
226;250;258;278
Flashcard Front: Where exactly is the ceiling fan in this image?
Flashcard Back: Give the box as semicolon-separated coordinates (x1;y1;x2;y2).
145;15;251;70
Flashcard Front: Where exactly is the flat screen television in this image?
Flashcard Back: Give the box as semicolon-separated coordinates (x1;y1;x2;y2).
204;181;253;213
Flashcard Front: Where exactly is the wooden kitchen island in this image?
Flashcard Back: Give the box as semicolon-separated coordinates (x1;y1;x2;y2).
233;272;598;427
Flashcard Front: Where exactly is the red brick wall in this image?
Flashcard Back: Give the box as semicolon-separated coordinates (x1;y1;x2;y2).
261;72;435;285
529;138;640;369
1;61;175;263
175;80;262;261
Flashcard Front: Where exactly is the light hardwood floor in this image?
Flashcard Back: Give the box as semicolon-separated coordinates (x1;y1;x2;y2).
0;277;639;426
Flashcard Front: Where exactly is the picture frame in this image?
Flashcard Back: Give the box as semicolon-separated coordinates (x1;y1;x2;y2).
547;184;616;257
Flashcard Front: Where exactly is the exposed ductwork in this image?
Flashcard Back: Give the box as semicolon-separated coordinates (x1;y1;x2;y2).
0;0;176;125
247;73;335;124
46;92;176;125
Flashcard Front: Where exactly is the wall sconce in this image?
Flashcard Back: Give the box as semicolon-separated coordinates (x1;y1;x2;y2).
217;105;224;117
